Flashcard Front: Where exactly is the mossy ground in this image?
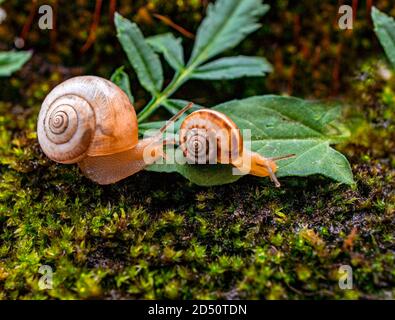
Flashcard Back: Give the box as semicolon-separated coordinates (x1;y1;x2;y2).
0;1;394;299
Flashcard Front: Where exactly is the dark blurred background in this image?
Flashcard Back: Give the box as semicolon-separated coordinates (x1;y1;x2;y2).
0;0;394;115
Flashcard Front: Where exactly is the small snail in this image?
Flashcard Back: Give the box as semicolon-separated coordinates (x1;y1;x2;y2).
37;76;191;185
179;109;295;187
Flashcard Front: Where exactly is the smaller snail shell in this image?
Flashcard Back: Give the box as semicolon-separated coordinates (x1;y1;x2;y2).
37;76;138;164
179;109;243;164
179;108;291;187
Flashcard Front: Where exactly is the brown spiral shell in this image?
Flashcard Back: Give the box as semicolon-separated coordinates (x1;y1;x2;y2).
179;109;243;164
37;76;138;164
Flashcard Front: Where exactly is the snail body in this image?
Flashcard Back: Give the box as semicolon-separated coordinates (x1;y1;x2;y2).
37;76;190;185
179;109;294;187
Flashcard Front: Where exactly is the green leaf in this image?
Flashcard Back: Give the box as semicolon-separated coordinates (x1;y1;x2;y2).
372;7;395;68
0;51;32;77
191;56;272;80
110;66;134;103
148;149;241;186
146;33;184;72
147;95;353;186
261;141;353;184
114;13;163;94
189;0;269;65
216;96;345;139
134;0;273;123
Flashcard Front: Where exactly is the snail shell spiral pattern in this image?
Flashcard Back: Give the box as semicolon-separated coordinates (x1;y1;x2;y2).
182;126;217;164
179;109;243;164
37;76;138;164
40;94;95;163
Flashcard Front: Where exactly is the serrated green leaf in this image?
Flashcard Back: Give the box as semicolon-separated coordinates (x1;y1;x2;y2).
114;13;163;94
259;140;353;184
216;96;344;139
0;51;31;77
146;33;184;72
110;66;134;103
191;56;272;80
147;95;353;186
189;0;269;65
372;7;395;68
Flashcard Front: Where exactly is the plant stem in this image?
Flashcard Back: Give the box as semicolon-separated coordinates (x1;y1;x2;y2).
137;64;195;123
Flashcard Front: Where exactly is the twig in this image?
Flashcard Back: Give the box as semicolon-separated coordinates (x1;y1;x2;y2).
352;0;358;22
81;0;103;53
109;0;117;25
50;0;58;50
331;42;343;96
153;13;195;39
19;0;38;46
366;0;373;20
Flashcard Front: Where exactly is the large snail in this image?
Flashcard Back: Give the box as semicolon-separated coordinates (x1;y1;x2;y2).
37;76;191;185
179;109;294;187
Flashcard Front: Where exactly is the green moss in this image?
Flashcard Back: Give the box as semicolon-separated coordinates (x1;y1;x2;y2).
0;0;394;300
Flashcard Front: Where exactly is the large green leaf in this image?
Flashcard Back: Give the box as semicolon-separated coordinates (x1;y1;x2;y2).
0;51;31;77
110;66;134;103
114;13;163;94
146;33;184;72
147;95;353;186
372;7;395;68
189;0;269;65
192;56;272;80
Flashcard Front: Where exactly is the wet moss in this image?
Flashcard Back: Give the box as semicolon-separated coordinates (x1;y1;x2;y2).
0;0;394;300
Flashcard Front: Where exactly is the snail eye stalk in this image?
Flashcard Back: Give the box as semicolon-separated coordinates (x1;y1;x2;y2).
159;103;194;134
267;154;296;161
265;164;281;188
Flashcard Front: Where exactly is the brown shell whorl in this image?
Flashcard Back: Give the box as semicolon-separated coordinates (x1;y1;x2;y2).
179;109;243;164
38;92;95;164
182;126;217;164
37;76;138;165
